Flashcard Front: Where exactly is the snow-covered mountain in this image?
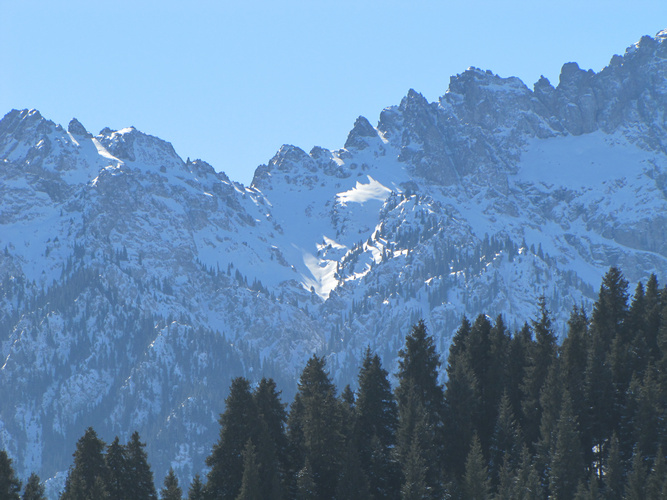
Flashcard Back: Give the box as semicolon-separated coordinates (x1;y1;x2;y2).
3;30;667;495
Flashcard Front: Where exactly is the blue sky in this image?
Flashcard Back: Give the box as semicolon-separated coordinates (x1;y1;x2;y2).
2;1;667;185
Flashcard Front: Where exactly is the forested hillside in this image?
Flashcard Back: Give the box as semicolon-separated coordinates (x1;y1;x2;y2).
2;267;666;499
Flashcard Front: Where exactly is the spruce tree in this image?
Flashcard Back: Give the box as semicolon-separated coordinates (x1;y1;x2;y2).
489;391;522;484
335;440;370;500
60;427;108;500
125;431;157;500
646;447;666;500
206;377;260;500
160;469;182;500
396;320;445;497
0;450;21;500
105;436;128;500
236;441;261;500
602;433;623;500
623;447;647;500
462;434;491;500
521;297;557;449
187;475;205;500
287;356;343;500
22;472;45;500
355;348;399;499
295;459;316;500
548;391;585;500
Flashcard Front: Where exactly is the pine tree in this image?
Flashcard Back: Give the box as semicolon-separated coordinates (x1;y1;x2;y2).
400;428;429;500
602;433;623;500
160;469;182;500
355;348;400;499
521;297;557;449
489;392;522;484
335;440;370;500
236;441;261;500
623;447;647;500
253;377;287;499
105;436;128;500
646;447;666;500
187;475;205;500
295;460;317;500
396;321;445;496
60;427;108;500
462;434;491;500
548;390;585;500
22;472;45;500
206;377;260;500
287;356;343;500
511;445;543;500
125;431;157;500
0;450;21;500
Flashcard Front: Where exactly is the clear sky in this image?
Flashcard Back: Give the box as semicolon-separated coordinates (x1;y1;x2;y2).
2;0;666;185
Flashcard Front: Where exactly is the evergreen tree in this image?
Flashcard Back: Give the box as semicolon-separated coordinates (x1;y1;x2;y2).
560;306;589;428
105;436;128;500
355;348;400;499
462;434;491;500
22;473;45;500
489;391;522;484
394;320;443;493
335;440;370;500
187;475;205;500
0;450;21;500
623;447;647;500
253;376;288;497
506;323;533;427
400;429;429;500
60;427;108;500
287;356;343;500
295;460;316;500
207;377;260;500
602;433;623;500
548;391;585;500
573;472;600;500
521;297;557;449
511;445;543;500
646;447;666;500
160;469;182;500
125;431;157;500
236;441;261;500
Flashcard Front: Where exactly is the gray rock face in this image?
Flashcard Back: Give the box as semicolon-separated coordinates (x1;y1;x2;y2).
2;30;667;499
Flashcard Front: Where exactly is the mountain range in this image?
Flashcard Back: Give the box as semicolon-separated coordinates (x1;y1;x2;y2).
2;29;667;496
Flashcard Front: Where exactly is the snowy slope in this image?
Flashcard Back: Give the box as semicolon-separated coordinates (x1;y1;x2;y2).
2;30;667;497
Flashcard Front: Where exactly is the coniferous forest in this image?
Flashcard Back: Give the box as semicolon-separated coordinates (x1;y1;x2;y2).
2;267;667;499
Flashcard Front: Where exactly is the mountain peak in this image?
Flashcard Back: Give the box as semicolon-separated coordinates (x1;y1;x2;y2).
67;118;90;137
344;116;378;150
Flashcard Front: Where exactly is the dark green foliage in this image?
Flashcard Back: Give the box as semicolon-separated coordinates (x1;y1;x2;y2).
463;434;491;500
396;320;445;498
295;459;317;500
105;437;128;500
252;378;285;500
548;391;585;499
624;447;647;500
235;441;261;500
125;431;157;500
355;348;400;499
160;469;182;500
646;447;666;500
22;473;45;500
0;450;21;500
207;377;260;500
60;427;108;500
602;433;623;500
287;356;343;500
489;392;522;484
335;440;370;500
187;475;205;500
521;296;557;448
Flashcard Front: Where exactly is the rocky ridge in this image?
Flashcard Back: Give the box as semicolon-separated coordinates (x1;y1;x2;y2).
1;30;667;496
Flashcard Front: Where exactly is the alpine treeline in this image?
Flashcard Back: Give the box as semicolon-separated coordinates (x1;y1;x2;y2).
2;267;667;499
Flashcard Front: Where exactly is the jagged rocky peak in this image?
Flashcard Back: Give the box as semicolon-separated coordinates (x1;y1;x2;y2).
0;109;54;148
67;117;90;137
96;125;184;171
344;115;379;150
